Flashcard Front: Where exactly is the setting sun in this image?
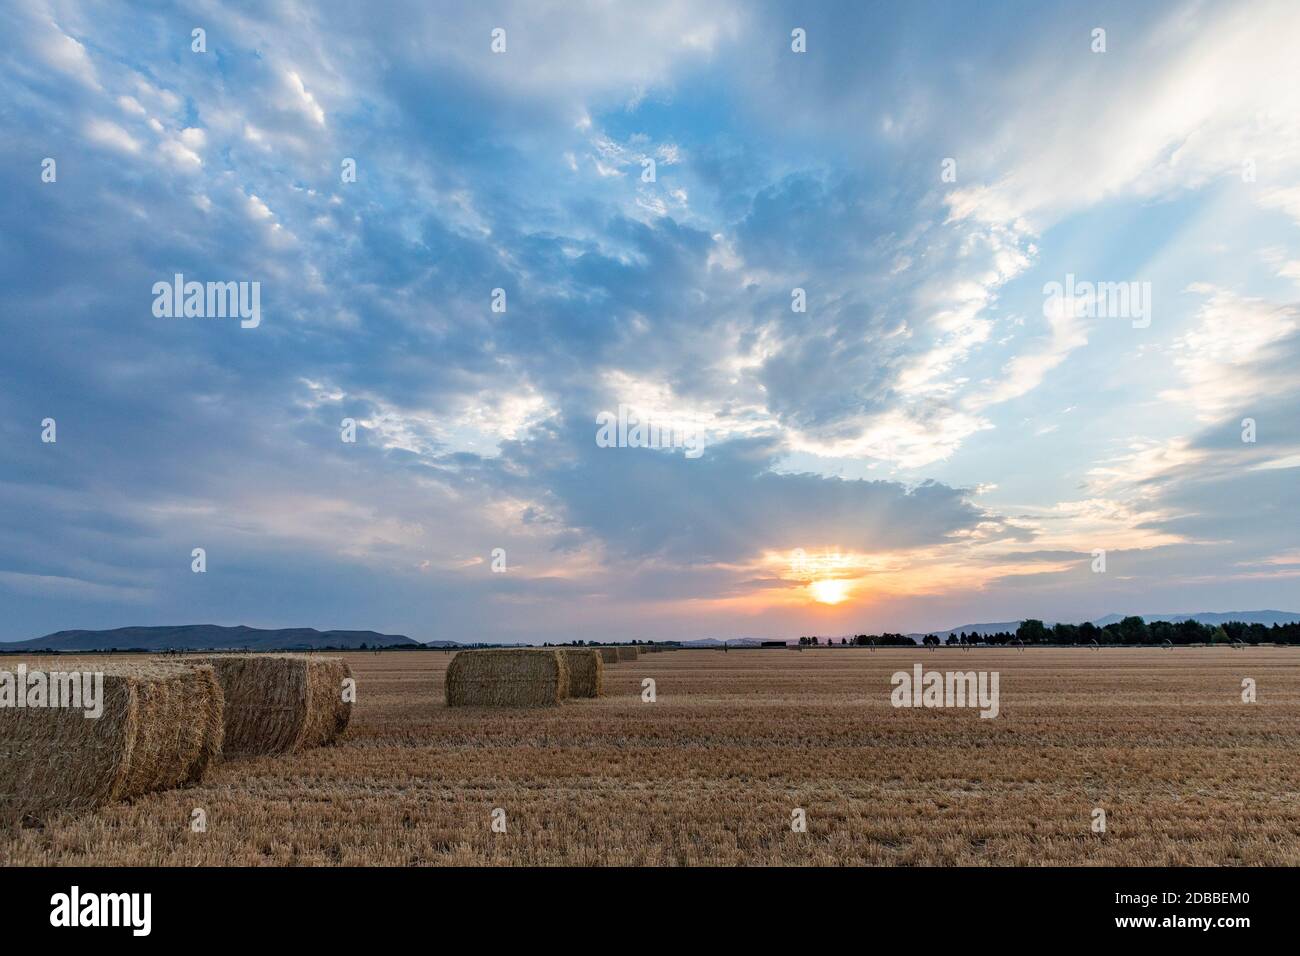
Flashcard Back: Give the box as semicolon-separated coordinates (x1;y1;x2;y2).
808;578;851;605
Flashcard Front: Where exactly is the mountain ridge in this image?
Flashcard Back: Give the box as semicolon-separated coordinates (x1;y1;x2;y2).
0;624;420;652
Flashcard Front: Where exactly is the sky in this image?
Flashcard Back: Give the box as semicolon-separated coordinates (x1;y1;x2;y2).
1;0;1298;643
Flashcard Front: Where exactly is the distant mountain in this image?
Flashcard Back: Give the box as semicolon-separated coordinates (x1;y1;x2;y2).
0;625;420;652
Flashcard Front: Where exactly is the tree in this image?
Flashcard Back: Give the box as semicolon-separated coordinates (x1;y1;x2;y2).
1150;620;1176;646
1016;619;1047;645
1052;623;1079;645
1117;616;1149;646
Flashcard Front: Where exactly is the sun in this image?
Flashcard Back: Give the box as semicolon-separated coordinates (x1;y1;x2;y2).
808;578;851;605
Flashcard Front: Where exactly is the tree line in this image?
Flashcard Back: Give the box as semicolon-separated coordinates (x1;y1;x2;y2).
799;634;924;646
799;618;1300;647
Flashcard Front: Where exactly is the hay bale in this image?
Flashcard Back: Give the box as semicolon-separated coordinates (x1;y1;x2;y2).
557;649;603;698
0;661;224;825
186;654;352;756
445;649;569;707
597;647;620;664
616;645;639;661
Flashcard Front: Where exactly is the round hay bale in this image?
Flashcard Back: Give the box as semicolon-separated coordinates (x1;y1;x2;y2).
0;661;224;826
616;645;639;661
445;649;569;707
295;656;353;749
118;662;224;792
557;649;603;698
597;647;620;665
185;654;352;756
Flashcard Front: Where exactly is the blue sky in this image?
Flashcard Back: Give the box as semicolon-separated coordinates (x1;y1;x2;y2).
1;0;1298;643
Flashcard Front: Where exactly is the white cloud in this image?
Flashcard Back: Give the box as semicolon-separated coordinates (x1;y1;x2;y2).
84;118;140;154
246;193;275;220
35;22;99;89
1161;286;1299;421
972;293;1090;408
428;0;742;98
947;0;1300;231
1259;185;1300;227
282;69;326;126
790;406;993;470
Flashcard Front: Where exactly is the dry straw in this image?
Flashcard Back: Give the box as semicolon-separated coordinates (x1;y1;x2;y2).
446;649;569;707
597;647;620;665
0;661;223;825
616;646;639;661
557;649;603;698
186;654;352;756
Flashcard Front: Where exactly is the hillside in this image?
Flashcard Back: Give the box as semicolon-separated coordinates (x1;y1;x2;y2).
0;624;420;652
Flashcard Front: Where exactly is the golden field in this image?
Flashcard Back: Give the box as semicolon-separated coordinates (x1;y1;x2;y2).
3;647;1300;866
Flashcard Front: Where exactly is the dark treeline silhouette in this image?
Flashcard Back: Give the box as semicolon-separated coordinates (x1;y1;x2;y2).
999;617;1300;646
799;617;1300;647
542;640;681;647
799;634;925;647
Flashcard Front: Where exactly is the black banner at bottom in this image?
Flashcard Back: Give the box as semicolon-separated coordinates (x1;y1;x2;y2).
0;866;1273;941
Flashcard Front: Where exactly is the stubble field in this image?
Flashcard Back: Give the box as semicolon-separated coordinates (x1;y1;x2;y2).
3;647;1300;866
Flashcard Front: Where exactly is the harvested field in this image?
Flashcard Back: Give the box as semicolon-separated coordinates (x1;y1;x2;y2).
187;655;351;756
3;648;1300;865
0;661;223;825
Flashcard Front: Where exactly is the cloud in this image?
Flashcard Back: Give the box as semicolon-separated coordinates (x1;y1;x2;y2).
973;288;1091;407
0;571;151;604
84;117;140;153
1160;286;1299;421
1;0;1298;641
34;20;99;89
281;69;326;127
945;0;1300;231
486;420;991;565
